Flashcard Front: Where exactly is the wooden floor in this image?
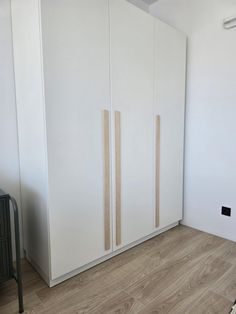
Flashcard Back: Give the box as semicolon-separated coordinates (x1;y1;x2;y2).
0;225;236;314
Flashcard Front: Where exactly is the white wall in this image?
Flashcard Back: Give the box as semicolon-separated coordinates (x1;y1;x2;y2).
150;0;236;242
0;0;23;255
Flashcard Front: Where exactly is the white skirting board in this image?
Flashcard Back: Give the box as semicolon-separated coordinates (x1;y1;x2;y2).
27;222;179;287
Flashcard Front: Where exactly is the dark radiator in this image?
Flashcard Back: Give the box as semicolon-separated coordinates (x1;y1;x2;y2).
0;190;24;313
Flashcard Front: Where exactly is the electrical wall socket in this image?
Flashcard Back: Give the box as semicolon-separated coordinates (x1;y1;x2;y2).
221;206;231;217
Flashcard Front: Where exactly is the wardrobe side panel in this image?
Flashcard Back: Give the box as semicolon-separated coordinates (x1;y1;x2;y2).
11;0;50;281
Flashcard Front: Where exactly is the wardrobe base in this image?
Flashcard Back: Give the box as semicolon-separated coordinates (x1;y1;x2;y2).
28;221;179;287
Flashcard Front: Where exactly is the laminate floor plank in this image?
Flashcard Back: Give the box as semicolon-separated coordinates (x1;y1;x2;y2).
0;225;235;314
211;264;236;302
0;293;44;314
184;291;232;314
137;255;231;313
90;291;144;314
124;233;228;304
0;259;47;307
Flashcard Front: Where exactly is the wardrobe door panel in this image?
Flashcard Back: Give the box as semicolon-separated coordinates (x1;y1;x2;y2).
155;20;186;228
110;0;155;248
41;0;111;279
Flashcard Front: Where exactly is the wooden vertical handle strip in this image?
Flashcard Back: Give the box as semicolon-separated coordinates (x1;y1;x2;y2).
115;111;121;246
104;110;110;251
156;115;161;228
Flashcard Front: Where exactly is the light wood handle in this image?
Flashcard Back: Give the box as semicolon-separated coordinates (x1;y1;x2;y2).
156;115;161;228
104;110;110;251
115;111;121;246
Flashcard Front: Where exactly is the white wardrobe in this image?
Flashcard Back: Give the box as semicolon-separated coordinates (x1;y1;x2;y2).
11;0;186;286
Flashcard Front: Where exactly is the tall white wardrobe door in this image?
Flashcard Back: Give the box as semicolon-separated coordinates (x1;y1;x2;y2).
41;0;111;279
155;20;186;228
110;0;155;248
